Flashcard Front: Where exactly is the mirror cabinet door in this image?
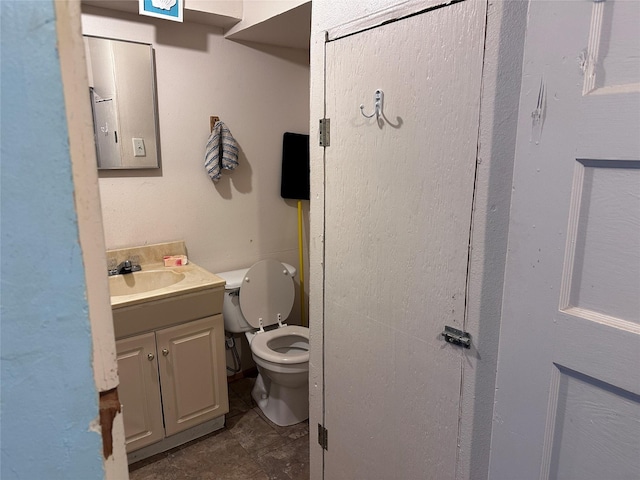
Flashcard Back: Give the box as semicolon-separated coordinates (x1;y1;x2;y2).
84;36;160;170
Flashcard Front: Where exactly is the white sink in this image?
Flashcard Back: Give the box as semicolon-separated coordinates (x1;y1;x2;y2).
109;270;186;297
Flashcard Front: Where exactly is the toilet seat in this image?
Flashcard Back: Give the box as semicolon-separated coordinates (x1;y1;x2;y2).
250;325;309;365
240;259;295;330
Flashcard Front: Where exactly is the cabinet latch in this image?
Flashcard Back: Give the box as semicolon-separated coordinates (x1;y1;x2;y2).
441;326;471;349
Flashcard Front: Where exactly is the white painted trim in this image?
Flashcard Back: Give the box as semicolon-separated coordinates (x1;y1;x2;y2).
589;83;640;95
539;364;562;480
55;0;119;394
308;26;328;480
55;1;128;477
562;307;640;335
583;1;604;95
559;160;585;311
456;1;528;479
326;0;457;41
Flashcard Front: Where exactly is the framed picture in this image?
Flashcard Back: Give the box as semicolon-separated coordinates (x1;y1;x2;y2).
139;0;183;22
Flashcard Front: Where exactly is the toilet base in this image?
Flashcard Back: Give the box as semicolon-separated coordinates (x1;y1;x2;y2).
252;372;309;427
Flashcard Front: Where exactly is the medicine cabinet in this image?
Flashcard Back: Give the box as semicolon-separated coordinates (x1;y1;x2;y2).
83;35;160;169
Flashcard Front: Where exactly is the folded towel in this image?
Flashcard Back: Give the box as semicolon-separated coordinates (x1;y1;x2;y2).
205;120;239;182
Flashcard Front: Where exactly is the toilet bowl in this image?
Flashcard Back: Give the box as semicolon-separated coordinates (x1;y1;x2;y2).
217;259;309;426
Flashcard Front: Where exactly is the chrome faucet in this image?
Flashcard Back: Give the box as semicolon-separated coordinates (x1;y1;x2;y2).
108;258;141;276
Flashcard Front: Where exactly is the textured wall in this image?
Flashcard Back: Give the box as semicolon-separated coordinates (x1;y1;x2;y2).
458;2;528;478
309;1;527;479
0;1;103;478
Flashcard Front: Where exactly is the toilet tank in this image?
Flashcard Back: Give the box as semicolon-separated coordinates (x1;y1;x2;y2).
217;262;296;333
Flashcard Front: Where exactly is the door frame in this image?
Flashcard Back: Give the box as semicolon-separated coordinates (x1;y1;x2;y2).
56;1;129;477
308;1;529;479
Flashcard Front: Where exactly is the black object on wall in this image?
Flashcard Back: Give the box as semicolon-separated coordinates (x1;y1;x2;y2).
280;132;310;200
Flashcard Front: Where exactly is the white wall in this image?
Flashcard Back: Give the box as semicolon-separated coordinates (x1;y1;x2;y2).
309;1;527;479
82;6;310;328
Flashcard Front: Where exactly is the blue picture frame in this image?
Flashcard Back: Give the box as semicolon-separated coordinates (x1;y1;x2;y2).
139;0;183;22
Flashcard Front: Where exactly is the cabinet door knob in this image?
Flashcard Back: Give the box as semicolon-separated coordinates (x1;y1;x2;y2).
162;348;169;356
147;353;155;361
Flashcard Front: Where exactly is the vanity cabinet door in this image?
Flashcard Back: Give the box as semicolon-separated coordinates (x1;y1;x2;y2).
156;315;229;436
116;332;164;452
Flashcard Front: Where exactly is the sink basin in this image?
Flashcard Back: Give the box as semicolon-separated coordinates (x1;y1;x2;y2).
109;270;186;297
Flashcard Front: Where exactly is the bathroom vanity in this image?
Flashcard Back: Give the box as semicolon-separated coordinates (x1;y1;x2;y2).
108;242;228;463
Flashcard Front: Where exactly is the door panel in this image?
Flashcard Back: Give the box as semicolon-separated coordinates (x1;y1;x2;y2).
565;161;640;324
546;364;640;480
490;1;640;478
157;315;228;437
116;332;164;452
323;1;486;478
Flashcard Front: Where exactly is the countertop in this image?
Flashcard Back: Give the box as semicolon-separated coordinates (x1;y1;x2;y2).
110;261;226;309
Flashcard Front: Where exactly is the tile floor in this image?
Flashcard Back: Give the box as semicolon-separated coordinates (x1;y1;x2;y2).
129;375;310;480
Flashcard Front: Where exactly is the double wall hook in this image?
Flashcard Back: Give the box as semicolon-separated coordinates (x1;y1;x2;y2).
360;89;384;119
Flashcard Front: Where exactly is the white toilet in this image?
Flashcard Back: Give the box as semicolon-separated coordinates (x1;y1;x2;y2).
217;259;309;426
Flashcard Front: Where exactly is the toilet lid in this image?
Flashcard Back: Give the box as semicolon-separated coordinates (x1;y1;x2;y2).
239;259;295;329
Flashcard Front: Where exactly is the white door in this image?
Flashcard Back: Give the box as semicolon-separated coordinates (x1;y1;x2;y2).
323;1;486;478
490;1;640;479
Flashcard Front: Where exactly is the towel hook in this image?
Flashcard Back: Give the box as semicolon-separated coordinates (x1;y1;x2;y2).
210;116;220;132
360;89;384;119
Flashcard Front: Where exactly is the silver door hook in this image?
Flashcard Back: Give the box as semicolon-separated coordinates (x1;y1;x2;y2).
360;89;384;119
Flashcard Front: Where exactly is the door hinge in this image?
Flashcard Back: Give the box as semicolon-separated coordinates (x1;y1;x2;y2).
319;118;330;147
318;423;328;450
441;325;471;349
